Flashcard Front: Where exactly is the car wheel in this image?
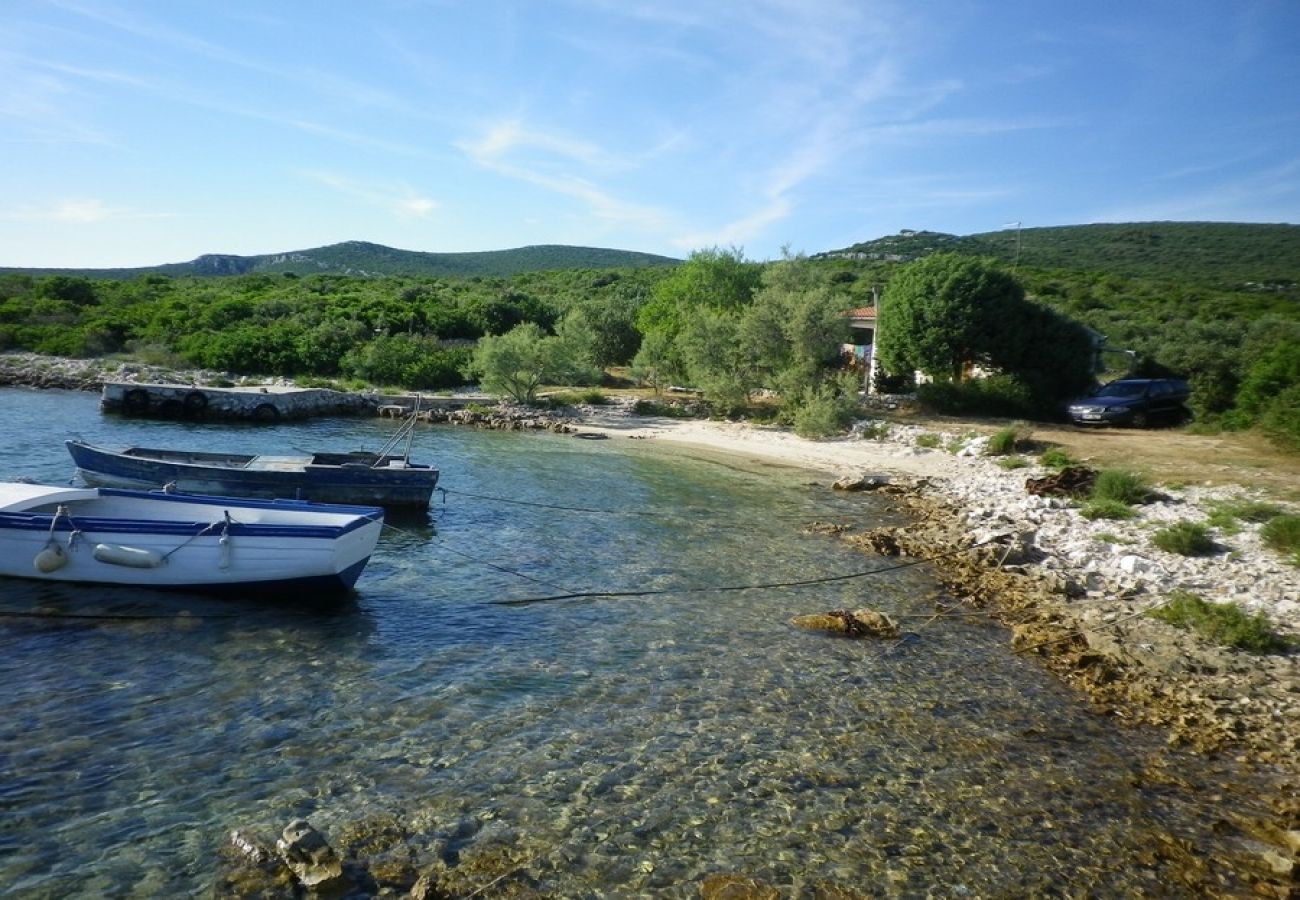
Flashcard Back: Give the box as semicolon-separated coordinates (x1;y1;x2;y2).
1131;411;1149;428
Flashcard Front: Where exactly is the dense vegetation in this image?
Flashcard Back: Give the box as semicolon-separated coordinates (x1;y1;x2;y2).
0;241;680;280
1;222;1296;448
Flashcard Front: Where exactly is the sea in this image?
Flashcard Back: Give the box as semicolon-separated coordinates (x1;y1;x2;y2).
0;387;1281;897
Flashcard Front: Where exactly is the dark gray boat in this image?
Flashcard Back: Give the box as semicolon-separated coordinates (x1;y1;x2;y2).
66;418;438;510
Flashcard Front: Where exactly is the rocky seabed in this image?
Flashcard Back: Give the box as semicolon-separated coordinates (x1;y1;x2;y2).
4;354;1298;894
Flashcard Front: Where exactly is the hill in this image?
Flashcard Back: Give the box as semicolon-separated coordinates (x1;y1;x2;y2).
0;241;680;280
818;222;1300;289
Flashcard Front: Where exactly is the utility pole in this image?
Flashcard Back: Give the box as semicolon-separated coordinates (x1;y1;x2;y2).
1003;221;1022;269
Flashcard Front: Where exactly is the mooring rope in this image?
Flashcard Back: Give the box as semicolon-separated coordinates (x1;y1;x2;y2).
488;534;1012;606
436;486;885;523
380;521;575;594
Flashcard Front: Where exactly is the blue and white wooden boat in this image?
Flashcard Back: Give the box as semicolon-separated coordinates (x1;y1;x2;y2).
66;437;439;510
0;482;384;594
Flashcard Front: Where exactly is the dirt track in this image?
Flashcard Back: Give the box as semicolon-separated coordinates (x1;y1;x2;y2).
902;414;1300;500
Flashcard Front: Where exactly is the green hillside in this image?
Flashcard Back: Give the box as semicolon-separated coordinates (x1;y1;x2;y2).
0;241;680;280
821;222;1300;289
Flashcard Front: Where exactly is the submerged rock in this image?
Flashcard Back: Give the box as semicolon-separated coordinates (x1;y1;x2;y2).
791;608;900;638
700;873;781;899
276;819;347;891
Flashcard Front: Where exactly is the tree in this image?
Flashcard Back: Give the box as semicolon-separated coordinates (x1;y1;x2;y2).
677;307;753;413
878;254;1094;408
557;286;644;368
739;255;850;405
629;328;681;394
634;247;761;340
466;323;598;404
877;254;1026;380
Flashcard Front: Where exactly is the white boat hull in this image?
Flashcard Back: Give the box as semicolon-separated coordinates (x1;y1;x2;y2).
0;483;384;594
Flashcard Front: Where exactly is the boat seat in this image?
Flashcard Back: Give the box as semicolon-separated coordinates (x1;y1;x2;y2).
246;455;309;472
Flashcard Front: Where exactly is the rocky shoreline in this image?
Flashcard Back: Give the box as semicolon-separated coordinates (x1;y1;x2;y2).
4;352;1298;894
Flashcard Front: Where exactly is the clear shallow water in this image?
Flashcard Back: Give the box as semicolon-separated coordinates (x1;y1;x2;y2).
0;387;1278;897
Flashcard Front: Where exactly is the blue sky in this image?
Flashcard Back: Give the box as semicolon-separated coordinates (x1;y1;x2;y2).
3;1;1297;268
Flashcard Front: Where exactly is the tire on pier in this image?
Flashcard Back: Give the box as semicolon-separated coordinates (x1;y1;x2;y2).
183;391;209;418
122;388;150;415
252;402;281;423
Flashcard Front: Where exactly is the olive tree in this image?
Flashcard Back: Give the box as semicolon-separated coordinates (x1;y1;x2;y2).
465;323;599;404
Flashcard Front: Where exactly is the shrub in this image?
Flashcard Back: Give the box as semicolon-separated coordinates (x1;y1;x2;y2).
1204;499;1283;533
1260;514;1300;563
1080;499;1137;520
544;389;609;407
792;384;857;439
986;423;1031;456
856;419;890;441
916;374;1037;418
1039;447;1075;469
1091;469;1151;506
915;432;942;449
632;399;700;418
1258;384;1300;452
1152;521;1217;556
1149;591;1294;654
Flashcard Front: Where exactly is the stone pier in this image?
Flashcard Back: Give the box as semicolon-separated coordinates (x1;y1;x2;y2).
100;381;377;422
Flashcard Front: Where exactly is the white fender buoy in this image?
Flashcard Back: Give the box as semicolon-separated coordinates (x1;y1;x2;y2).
34;543;68;573
218;534;231;570
93;543;165;569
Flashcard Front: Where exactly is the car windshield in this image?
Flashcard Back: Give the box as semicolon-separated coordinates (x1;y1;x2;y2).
1095;381;1147;398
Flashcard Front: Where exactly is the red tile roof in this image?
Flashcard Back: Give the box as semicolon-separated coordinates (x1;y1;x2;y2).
844;306;877;319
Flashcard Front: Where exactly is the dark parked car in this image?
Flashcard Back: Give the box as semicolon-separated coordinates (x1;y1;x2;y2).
1067;378;1190;427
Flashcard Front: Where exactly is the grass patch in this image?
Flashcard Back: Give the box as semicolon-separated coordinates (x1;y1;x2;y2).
945;431;978;454
914;432;942;449
1152;521;1218;556
997;455;1030;470
1091;469;1152;506
855;419;891;441
1094;532;1135;544
1148;591;1295;654
1205;499;1284;532
1080;499;1138;520
1260;514;1300;565
986;423;1032;456
542;389;609;407
1039;447;1075;469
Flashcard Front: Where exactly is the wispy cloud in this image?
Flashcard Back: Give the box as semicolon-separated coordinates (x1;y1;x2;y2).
44;0;415;115
457;120;670;229
302;172;439;219
1;198;174;223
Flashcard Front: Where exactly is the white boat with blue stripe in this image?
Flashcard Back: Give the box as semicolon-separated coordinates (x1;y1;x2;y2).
0;482;384;594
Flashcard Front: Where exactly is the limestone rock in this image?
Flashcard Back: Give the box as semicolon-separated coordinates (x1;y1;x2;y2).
832;473;889;491
791;608;900;638
276;819;345;890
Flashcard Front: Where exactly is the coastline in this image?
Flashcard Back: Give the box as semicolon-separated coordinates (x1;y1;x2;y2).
576;405;1300;730
575;402;1300;884
3;353;1298;884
